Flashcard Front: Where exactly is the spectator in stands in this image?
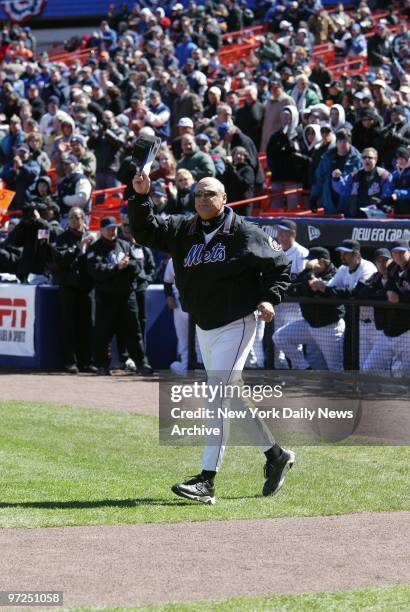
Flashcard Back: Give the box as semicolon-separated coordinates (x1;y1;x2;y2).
70;134;97;187
57;154;92;228
171;116;194;160
331;147;392;217
171;76;203;138
39;96;61;140
196;133;225;179
329;103;351;132
27;84;45;121
88;110;126;189
311;124;335;179
26;131;51;176
386;147;410;216
235;86;265;150
52;207;96;374
377;105;410;169
352;107;384;152
291;74;321;112
371;79;392;122
309;129;362;214
367;22;393;68
218;123;265;189
50;116;76;174
30;175;58;212
307;6;337;44
266;105;304;209
299;124;322;189
310;55;333;98
4;203;57;283
176;134;216;181
0;115;25;164
141;90;171;141
3;143;40;211
226;0;243;32
222;146;255;215
260;77;295;153
167;169;196;215
150;148;177;190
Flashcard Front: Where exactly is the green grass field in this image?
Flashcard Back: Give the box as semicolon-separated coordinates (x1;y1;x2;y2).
71;585;410;611
0;400;408;529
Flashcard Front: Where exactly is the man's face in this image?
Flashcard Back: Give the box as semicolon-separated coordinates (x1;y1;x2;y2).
37;181;49;197
396;154;409;170
71;141;84;157
181;136;196;156
336;138;350;156
281;111;291;127
101;226;117;241
339;250;359;267
375;256;391;275
149;93;160;107
276;228;295;249
17;149;29;162
391;111;403;124
63;161;76;176
102;111;114;126
330;108;339;122
392;249;410;267
362;151;377;172
69;210;84;232
194;178;226;220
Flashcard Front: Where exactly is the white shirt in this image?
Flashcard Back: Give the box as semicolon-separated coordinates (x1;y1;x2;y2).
284;241;309;279
327;258;376;290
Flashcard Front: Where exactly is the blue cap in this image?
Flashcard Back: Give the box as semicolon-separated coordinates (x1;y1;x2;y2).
217;122;231;138
100;216;118;229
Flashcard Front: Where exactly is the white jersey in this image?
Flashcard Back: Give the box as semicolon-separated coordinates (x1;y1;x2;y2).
327;258;377;322
327;258;377;290
284;242;309;280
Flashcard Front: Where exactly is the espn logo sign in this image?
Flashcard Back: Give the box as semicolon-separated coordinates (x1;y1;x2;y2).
0;298;27;328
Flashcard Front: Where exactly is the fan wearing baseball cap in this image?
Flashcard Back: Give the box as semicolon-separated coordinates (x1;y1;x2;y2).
3;142;40;210
385;147;410;216
363;239;410;374
310;239;377;368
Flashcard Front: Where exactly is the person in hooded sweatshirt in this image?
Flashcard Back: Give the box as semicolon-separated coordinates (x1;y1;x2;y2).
50;115;76;178
266;105;305;209
352;107;384;152
329;104;352;133
298;123;322;190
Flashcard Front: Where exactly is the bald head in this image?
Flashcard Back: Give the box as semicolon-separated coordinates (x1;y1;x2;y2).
194;177;227;220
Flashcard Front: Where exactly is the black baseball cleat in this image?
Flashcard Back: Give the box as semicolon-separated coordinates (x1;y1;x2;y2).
171;475;216;505
262;448;295;497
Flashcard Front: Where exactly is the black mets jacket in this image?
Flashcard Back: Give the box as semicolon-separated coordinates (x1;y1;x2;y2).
129;194;290;330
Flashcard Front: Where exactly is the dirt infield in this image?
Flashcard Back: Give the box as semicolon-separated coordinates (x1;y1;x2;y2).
1;511;408;607
0;372;159;415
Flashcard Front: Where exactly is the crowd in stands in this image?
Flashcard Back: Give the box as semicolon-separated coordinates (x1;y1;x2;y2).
0;0;409;374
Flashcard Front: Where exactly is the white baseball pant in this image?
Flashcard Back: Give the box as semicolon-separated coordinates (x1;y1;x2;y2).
359;320;378;370
273;318;345;371
170;305;189;372
197;314;275;472
363;330;410;375
273;303;303;369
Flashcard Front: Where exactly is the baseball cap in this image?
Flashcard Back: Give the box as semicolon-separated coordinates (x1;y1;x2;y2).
71;134;87;146
307;247;330;260
61;153;78;164
372;79;387;89
336;239;361;253
391;239;410;252
100;216;118;229
178;117;194;128
395;146;410;161
196;133;210;143
374;248;391;259
16;143;30;153
151;183;167;197
48;95;59;104
277;220;297;232
326;80;343;89
217;122;231;138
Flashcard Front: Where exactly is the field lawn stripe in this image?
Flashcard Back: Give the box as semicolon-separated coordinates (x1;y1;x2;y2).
0;511;409;608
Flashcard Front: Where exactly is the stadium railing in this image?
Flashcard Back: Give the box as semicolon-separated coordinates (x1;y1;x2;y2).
187;296;410;373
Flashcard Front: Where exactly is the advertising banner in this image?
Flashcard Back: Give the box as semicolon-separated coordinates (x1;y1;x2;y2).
0;284;36;357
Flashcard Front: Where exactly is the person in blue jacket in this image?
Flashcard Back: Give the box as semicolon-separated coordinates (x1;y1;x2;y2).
331;147;392;218
309;129;362;215
386;146;410;216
